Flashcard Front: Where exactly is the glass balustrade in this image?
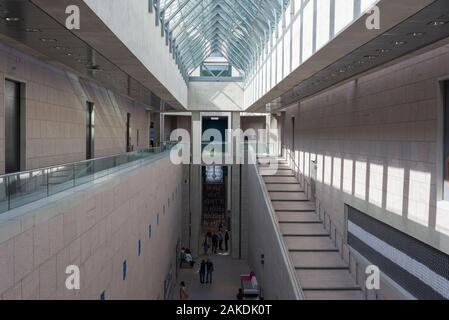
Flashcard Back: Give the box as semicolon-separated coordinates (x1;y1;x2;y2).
0;143;176;214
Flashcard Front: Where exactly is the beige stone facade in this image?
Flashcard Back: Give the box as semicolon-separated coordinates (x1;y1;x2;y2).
282;43;449;255
0;154;183;299
0;43;150;174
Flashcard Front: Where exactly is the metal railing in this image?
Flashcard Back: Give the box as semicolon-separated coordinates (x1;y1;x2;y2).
0;143;176;214
282;146;382;300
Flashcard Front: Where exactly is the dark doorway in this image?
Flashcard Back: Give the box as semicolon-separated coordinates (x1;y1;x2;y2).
126;113;132;152
5;80;22;174
86;102;95;160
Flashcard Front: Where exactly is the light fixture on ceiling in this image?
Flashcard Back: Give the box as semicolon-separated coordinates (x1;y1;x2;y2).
24;28;41;33
392;40;406;46
428;21;448;26
87;64;102;71
210;117;219;120
408;32;425;37
4;17;21;22
40;38;57;43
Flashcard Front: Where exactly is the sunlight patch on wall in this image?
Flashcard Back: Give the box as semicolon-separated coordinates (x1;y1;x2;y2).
295;150;299;173
317;154;323;182
343;159;354;194
408;170;431;227
333;157;342;190
355;161;367;200
386;167;405;216
369;164;384;208
436;201;449;236
324;156;332;186
304;152;310;177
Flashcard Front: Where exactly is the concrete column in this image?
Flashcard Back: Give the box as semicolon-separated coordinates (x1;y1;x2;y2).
230;112;241;259
189;112;202;257
265;114;271;155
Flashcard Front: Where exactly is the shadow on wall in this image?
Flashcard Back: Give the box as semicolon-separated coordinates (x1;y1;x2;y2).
283;147;449;241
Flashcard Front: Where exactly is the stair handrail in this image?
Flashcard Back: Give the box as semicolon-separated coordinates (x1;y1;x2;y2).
250;146;305;300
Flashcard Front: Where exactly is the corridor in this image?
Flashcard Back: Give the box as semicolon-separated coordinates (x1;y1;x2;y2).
176;254;250;301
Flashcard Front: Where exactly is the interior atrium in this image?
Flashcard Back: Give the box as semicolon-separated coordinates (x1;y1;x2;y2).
1;0;449;302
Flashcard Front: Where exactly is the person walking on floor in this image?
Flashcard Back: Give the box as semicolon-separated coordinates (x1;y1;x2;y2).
203;237;209;255
211;233;218;254
206;259;214;284
236;288;244;300
199;260;206;284
180;282;189;300
218;230;224;251
224;230;230;252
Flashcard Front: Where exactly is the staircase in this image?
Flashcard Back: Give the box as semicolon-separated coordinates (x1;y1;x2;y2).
258;157;364;300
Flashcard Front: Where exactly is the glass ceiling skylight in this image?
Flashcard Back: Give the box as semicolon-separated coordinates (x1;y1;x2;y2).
153;0;289;81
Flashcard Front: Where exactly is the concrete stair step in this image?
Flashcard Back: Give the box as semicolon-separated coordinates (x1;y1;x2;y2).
266;184;303;192
277;212;321;223
269;192;308;201
260;170;295;177
290;252;347;269
263;176;299;184
279;223;329;236
297;269;360;291
285;236;337;251
273;201;315;212
303;290;364;300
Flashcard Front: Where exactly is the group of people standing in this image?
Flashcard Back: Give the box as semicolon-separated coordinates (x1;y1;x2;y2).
199;259;214;284
203;225;230;255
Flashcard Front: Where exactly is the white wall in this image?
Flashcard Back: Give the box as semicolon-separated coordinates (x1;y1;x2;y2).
188;82;244;111
84;0;188;108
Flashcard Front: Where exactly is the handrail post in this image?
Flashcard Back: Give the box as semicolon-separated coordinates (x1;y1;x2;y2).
46;169;50;196
334;226;337;247
6;175;10;211
72;165;75;187
348;250;352;274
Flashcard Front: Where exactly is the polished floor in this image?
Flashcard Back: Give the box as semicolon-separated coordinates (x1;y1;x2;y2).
175;252;250;300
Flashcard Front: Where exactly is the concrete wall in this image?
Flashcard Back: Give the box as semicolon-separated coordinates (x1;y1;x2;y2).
188;82;244;112
241;116;266;141
281;42;449;258
242;161;301;300
0;42;150;174
0;153;183;300
84;0;188;108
